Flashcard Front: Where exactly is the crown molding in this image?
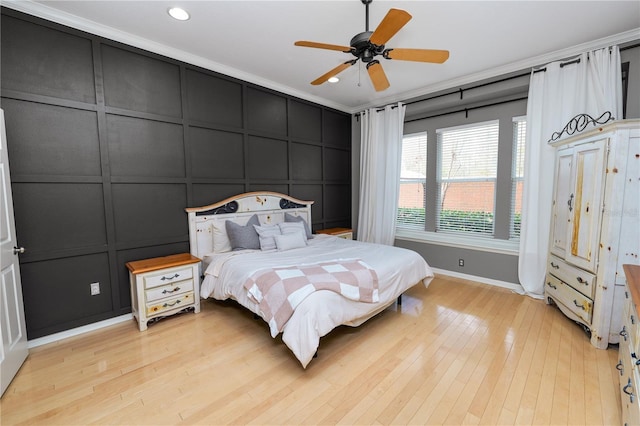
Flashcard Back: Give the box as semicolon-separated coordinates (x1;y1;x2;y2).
358;27;640;112
3;1;639;115
1;0;352;113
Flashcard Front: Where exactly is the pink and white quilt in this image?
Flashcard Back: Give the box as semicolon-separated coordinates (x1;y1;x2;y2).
244;259;379;337
200;235;434;368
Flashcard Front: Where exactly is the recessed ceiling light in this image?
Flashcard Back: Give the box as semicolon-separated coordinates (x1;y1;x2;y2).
328;77;340;83
168;7;190;21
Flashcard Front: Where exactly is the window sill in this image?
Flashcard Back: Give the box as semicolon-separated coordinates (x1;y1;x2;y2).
395;228;519;255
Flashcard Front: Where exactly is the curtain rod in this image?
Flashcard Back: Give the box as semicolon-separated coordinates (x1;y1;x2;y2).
404;71;531;107
355;103;400;119
405;44;637;104
359;43;637;116
532;43;635;74
404;96;528;123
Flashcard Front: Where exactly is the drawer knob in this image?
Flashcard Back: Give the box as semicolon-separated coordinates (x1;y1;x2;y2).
620;326;628;341
568;193;574;212
163;299;182;308
576;276;586;284
632;315;636;325
161;273;180;281
547;281;557;290
617;360;624;375
162;286;181;294
573;299;585;311
550;262;560;269
623;379;635;403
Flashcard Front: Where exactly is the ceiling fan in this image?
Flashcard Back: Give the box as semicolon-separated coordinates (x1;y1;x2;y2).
294;0;450;92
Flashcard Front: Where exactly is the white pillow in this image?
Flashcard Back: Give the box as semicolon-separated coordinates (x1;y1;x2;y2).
253;224;282;251
278;221;307;239
213;221;232;253
274;232;307;251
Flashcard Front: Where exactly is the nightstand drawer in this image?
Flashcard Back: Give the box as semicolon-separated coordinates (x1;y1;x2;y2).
147;292;194;317
146;280;194;302
144;266;194;289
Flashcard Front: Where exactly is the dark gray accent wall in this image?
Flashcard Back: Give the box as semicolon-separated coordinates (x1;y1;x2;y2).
0;9;351;339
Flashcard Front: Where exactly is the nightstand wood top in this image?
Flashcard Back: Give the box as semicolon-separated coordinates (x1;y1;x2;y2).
126;253;200;275
316;227;352;235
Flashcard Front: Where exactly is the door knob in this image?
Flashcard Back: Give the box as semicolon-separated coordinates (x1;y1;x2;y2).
13;246;25;255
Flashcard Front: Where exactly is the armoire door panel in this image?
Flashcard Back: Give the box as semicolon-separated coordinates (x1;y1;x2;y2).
566;140;605;272
550;147;573;259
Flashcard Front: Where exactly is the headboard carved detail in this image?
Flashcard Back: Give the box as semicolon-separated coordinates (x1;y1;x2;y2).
185;192;314;260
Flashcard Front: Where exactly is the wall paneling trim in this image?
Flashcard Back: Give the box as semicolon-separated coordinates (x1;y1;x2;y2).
0;9;351;339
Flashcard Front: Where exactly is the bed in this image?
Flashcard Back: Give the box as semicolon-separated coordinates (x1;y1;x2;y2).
185;191;434;367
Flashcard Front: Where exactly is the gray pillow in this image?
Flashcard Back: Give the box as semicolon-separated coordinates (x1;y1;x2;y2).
285;213;313;239
225;214;260;251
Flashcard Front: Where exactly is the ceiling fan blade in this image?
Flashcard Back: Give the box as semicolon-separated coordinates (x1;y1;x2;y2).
366;60;390;92
369;8;412;46
295;41;352;52
384;48;450;63
311;60;357;85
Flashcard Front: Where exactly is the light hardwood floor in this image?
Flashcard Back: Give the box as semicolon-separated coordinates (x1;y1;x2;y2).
0;275;621;425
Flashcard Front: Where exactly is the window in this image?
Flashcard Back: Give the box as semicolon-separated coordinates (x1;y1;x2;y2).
397;132;427;228
511;117;526;239
395;116;525;252
436;121;499;236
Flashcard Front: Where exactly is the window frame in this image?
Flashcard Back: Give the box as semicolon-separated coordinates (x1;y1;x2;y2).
395;116;524;255
397;131;428;229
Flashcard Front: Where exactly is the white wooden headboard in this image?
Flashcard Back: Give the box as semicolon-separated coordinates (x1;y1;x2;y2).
184;191;314;260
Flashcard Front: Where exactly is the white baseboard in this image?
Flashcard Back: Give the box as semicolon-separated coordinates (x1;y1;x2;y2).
431;267;524;293
28;314;133;349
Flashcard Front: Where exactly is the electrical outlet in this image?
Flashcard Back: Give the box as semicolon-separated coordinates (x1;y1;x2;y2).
90;282;100;296
458;259;464;267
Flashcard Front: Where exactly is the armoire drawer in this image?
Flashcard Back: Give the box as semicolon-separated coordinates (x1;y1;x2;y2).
547;255;596;299
545;274;593;324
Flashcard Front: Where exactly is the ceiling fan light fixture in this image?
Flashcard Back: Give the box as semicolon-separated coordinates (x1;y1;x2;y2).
168;7;190;21
327;77;340;83
294;0;449;91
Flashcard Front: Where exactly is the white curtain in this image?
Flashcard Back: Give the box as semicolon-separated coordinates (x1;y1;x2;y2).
357;102;406;245
518;46;622;296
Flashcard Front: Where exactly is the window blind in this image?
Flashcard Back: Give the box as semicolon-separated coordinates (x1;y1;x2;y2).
511;117;526;239
397;132;427;228
436;120;499;235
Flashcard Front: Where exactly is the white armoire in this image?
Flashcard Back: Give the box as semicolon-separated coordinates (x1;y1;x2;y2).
545;119;639;349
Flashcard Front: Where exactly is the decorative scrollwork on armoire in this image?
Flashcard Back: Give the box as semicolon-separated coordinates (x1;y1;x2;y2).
548;111;614;142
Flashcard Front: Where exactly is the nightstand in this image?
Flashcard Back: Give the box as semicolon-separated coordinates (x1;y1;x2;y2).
126;253;201;331
316;227;353;240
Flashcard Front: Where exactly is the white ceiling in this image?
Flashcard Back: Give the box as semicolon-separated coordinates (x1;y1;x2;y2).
5;1;640;113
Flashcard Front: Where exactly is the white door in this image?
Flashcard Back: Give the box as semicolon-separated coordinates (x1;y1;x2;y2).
0;108;28;396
